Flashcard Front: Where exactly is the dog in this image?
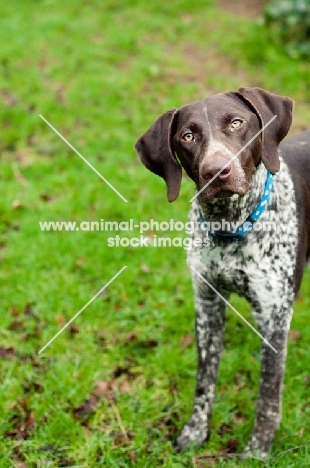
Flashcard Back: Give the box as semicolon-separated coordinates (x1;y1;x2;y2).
135;87;310;458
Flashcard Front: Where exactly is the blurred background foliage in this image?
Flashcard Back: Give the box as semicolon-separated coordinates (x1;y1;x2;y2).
265;0;310;58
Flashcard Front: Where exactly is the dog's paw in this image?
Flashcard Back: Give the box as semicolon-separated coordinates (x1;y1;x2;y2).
174;421;209;452
243;437;271;460
241;448;269;461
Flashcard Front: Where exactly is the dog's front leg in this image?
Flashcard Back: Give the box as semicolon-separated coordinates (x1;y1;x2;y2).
244;324;291;458
175;283;226;451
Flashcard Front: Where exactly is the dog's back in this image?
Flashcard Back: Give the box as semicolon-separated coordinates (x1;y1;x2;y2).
280;130;310;268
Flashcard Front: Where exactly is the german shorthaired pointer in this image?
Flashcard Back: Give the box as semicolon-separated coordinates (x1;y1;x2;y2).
135;87;310;458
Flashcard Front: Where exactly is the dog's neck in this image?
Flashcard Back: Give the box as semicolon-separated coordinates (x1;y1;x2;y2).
198;162;268;225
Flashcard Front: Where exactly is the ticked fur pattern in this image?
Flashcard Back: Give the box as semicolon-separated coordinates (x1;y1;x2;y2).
177;155;298;456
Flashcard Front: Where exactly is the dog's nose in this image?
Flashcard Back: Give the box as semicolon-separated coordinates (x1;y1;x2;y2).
201;160;232;182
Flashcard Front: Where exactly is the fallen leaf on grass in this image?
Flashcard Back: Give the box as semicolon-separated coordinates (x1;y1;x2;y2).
92;375;131;400
193;453;216;467
113;430;134;447
194;440;239;467
25;411;35;426
38;445;55;452
220;438;239;453
72;397;98;420
12;164;28;185
12;200;24;209
10;306;21;316
11;444;27;466
155;410;180;438
112;364;134;379
1;89;18;106
233;410;248;423
92;381;115;399
125;332;138;344
125;332;158;349
135;338;158;349
23;303;35;316
174;297;184;305
112;359;144;383
289;330;301;341
0;347;16;358
94;446;104;460
5;400;36;441
168;379;178;397
100;287;109;299
74;366;137;428
296;293;304;302
40;193;55;202
218;423;233;435
83;427;93;438
8;320;24;331
304;375;310;386
33;322;45;338
180;334;194;348
140;263;150;272
30;354;44;368
69;324;80;336
38;444;75;466
75;256;85;267
23;381;43;394
55;315;65;326
119;376;131;393
96;329;107;346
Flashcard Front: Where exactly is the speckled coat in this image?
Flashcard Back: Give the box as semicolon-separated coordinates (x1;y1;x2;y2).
135;87;310;458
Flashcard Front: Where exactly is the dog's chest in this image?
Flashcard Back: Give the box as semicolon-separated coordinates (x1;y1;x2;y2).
188;158;298;299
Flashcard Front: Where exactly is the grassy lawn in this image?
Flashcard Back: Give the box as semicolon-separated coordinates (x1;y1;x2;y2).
0;0;310;466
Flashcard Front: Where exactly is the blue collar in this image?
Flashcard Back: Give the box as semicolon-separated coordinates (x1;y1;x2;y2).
198;171;275;242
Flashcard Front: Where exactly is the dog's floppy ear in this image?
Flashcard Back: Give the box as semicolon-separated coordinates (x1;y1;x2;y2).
237;87;294;173
135;108;182;202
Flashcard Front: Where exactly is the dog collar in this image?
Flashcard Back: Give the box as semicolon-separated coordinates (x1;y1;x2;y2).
198;170;275;242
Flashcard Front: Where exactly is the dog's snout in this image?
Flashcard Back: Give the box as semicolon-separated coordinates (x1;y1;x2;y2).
217;166;231;180
201;158;232;182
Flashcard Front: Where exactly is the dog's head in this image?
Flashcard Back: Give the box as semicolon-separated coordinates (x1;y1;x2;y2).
135;87;294;202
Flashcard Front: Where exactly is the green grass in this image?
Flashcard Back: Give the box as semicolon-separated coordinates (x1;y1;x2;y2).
0;0;310;466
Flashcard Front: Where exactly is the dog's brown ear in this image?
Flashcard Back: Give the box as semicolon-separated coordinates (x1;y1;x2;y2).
237;87;294;173
135;108;182;202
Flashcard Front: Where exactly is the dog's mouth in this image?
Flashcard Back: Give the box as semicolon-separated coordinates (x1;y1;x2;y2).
214;189;236;198
198;182;250;202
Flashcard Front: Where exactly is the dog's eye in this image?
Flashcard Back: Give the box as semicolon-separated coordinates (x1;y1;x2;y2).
231;119;243;129
182;132;194;142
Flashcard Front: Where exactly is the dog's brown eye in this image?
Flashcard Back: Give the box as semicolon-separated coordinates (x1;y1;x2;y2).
231;119;242;129
183;132;194;142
